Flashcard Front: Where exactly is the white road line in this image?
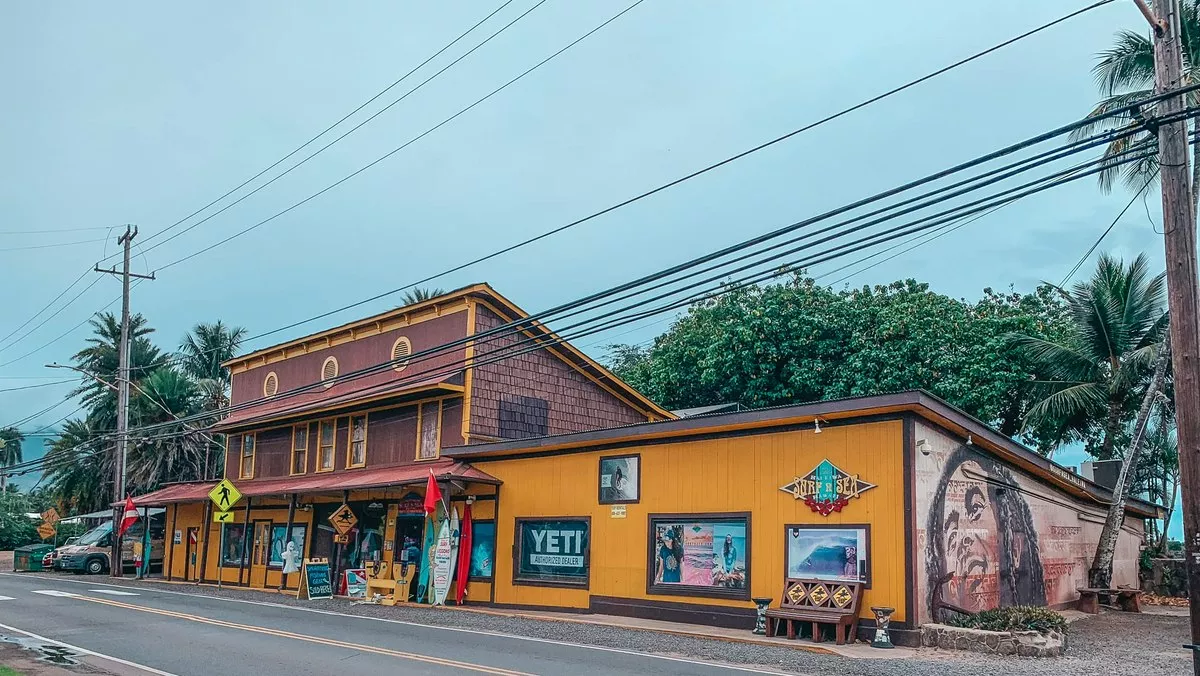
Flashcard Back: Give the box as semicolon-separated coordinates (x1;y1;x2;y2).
0;573;798;675
30;589;78;597
89;589;140;596
0;621;178;675
0;595;14;601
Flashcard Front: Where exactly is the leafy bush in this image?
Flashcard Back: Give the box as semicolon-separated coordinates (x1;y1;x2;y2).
946;606;1068;634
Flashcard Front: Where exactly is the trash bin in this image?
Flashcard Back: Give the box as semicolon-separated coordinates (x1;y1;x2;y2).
13;544;55;572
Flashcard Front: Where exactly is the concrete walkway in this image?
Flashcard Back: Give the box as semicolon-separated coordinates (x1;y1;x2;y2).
450;605;918;659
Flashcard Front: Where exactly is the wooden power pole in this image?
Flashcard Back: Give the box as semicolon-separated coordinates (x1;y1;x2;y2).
1150;0;1200;670
95;225;154;577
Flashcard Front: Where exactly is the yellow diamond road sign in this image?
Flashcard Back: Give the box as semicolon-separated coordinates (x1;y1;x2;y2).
41;508;60;525
213;510;236;524
37;523;57;540
209;479;242;512
329;504;357;535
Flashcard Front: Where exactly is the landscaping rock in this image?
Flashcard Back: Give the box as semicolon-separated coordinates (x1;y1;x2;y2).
919;623;1066;657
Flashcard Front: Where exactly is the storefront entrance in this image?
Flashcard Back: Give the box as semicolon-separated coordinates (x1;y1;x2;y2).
393;515;425;601
249;520;272;588
185;527;199;581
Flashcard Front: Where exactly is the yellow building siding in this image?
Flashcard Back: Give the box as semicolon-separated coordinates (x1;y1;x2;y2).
478;419;908;622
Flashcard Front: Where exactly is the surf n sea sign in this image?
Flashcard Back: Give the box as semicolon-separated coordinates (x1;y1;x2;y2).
779;459;876;516
515;518;590;587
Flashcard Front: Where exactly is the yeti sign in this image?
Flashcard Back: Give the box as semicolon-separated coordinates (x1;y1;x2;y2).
514;518;590;587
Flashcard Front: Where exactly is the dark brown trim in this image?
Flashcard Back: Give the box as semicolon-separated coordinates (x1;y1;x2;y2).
512;516;591;589
902;414;917;627
783;523;872;588
490;485;500;604
597;453;641;505
198;501;212;585
468;519;496;582
590;595;755;630
646;512;751;601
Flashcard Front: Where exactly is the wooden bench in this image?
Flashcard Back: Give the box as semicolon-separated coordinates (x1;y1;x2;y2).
765;578;864;645
1077;587;1143;614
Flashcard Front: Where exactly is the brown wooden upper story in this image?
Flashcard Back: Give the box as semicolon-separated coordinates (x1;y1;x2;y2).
214;284;672;484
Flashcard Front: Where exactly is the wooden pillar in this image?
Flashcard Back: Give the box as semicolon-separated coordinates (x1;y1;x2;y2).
279;494;296;591
198;500;212;585
490;483;500;605
166;503;178;581
238;497;253;586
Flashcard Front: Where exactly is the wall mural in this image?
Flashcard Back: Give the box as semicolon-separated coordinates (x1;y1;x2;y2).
914;422;1142;623
923;445;1046;615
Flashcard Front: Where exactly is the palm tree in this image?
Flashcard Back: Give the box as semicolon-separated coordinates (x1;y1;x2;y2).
42;418;109;513
401;287;445;305
127;367;208;492
178;321;246;385
0;426;24;492
1010;253;1168;459
1074;2;1200;205
69;312;164;430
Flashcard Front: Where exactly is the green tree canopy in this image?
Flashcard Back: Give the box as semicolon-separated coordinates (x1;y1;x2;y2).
607;274;1072;454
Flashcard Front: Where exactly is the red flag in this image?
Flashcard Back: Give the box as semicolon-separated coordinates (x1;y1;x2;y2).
423;470;442;516
455;503;473;604
117;496;139;537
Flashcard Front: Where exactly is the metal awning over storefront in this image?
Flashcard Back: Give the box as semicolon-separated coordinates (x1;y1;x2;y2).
129;459;499;506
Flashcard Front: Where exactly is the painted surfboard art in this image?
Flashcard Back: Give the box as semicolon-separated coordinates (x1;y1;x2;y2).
433;507;459;606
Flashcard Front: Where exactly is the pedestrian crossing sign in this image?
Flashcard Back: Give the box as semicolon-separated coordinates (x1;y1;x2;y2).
209;479;242;512
213;510;236;524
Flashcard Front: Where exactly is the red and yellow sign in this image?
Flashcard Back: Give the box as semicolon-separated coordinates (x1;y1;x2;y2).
779;459;876;516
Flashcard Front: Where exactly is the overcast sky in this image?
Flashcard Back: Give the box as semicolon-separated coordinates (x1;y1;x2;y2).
0;1;1177;528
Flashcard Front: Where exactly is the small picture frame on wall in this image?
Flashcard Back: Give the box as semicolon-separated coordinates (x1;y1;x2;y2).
598;454;640;504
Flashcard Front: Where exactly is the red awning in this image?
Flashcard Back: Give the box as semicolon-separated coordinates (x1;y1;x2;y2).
128;459;499;506
213;374;461;432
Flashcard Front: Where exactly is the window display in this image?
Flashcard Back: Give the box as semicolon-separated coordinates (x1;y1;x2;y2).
648;513;749;599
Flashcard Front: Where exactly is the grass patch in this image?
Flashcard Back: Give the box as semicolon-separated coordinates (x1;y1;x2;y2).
0;666;23;676
945;605;1068;633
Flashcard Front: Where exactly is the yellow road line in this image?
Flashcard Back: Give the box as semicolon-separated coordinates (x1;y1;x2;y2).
74;594;534;676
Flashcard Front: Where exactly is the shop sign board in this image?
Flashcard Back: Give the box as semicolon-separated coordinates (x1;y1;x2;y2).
208;479;242;512
515;518;589;585
297;558;333;600
779;459;876;516
329;504;357;535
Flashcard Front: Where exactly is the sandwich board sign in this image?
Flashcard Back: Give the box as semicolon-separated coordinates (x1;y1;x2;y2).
297;558;333;600
208;479;242;512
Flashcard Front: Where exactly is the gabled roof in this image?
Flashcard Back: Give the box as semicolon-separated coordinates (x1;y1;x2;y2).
222;283;673;422
446;390;1162;519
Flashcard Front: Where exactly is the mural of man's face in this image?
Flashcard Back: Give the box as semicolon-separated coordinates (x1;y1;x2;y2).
942;461;998;610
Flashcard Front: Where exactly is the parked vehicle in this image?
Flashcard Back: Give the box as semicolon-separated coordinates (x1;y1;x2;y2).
58;517;165;575
41;537;81;569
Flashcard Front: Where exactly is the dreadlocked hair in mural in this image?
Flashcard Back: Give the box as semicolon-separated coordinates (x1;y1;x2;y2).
925;444;1046;620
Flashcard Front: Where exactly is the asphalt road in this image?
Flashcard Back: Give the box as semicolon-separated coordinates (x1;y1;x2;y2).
0;572;788;676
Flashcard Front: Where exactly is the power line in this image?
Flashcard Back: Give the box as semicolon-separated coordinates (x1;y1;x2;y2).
0;379;75;393
1058;170;1159;287
150;0;646;272
0;269;91;347
0;226;113;235
141;0;1119;356
0;238;107;252
123;114;1186;436
131;0;530;256
0;276;103;356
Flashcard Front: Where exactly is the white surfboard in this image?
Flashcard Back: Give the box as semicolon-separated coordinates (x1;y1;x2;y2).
432;508;458;605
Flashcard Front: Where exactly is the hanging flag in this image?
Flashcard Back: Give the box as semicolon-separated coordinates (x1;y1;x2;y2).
117;496;139;537
423;470;443;515
455;503;473;604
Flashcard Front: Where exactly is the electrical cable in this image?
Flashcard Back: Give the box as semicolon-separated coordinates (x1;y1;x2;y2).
1059;169;1159;287
132;0;541;257
142;0;1122;345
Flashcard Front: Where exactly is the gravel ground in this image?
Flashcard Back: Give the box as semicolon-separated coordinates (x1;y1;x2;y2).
39;574;1192;676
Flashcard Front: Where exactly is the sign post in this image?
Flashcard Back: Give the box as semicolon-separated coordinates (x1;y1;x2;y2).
208;479;242;589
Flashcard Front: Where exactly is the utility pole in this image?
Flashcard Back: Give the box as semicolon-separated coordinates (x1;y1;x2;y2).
1148;0;1200;670
94;225;154;578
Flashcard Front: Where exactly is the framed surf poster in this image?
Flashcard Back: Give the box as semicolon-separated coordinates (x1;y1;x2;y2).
469;520;495;580
599;454;640;504
647;513;750;600
785;524;870;586
513;517;590;588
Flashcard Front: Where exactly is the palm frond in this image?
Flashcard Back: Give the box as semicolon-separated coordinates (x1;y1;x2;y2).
1093;30;1155;96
